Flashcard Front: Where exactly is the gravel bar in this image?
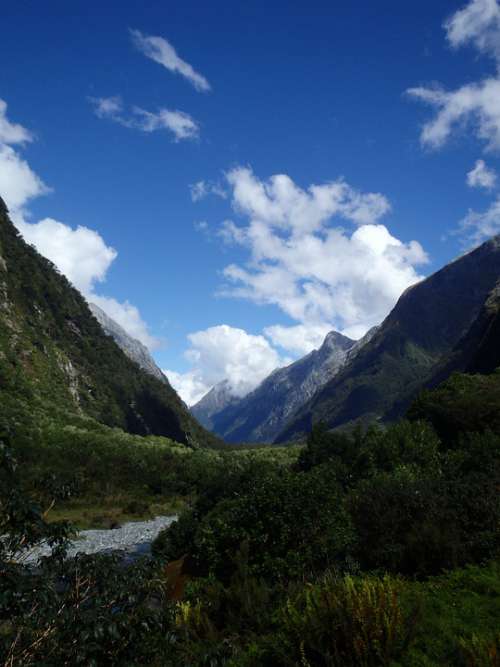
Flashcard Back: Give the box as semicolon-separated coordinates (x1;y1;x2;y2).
18;515;177;564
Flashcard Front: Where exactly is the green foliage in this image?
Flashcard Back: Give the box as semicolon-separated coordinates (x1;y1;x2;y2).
159;414;499;582
408;371;500;444
457;634;500;667
0;437;71;564
280;573;420;666
154;459;354;582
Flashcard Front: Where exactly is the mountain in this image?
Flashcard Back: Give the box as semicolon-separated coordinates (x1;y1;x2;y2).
191;379;239;430
277;236;500;442
204;330;356;443
89;302;168;385
0;197;218;447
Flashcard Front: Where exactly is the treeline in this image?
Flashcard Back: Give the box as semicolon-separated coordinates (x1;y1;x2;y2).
1;371;500;664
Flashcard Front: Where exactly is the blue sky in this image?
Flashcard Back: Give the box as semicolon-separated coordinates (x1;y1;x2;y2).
2;0;500;404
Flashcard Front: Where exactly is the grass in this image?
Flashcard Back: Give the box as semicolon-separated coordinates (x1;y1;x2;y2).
46;494;188;530
400;560;500;666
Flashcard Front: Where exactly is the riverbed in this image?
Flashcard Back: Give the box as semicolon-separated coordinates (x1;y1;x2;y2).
17;515;177;564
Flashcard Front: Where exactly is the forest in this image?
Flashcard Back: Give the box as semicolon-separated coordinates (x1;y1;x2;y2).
1;370;500;666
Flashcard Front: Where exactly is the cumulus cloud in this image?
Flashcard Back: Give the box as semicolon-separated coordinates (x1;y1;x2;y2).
16;218;160;349
130;29;211;92
217;167;427;341
16;218;117;294
263;323;334;356
89;96;199;141
0;144;50;218
218;219;247;245
0;99;33;145
164;324;287;405
163;369;209;407
226;166;391;235
467;158;497;188
445;0;500;64
0;100;158;350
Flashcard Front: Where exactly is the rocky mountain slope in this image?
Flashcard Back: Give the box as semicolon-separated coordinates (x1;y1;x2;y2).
89;302;168;385
191;379;239;430
0;197;217;447
202;331;355;443
277;236;500;442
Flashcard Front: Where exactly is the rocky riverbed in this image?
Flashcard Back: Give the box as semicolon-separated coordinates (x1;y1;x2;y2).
18;515;177;564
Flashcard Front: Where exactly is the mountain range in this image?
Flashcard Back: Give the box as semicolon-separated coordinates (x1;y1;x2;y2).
192;330;356;443
192;237;500;444
3;187;500;450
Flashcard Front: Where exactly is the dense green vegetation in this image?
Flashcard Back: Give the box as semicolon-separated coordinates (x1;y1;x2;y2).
2;370;500;665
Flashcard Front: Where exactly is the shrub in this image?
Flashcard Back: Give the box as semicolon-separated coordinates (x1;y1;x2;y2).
280;573;420;667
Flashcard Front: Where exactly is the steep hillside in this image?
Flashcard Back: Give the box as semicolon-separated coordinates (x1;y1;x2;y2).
0;197;218;447
89;302;169;385
206;331;355;443
277;236;500;442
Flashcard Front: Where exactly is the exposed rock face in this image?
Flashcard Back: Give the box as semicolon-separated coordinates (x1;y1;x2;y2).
203;330;356;444
191;379;239;430
89;303;168;385
277;235;500;443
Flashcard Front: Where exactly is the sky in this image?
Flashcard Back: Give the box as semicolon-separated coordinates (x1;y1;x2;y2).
2;0;500;405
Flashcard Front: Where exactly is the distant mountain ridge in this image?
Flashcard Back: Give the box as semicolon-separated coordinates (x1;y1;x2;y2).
277;235;500;442
191;379;239;430
196;330;356;443
0;197;218;447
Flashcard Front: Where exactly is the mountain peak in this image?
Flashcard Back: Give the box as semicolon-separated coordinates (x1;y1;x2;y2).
277;232;500;442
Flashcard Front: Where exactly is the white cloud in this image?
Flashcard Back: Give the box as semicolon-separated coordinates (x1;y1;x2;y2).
162;369;209;407
88;95;124;120
408;1;500;151
89;96;199;142
458;196;500;244
132;107;199;141
130;29;211;92
0;99;33;145
408;78;500;151
226;166;391;235
218;219;247;245
164;324;287;405
0;144;50;217
16;218;160;349
467;158;497;188
217;167;427;341
0;100;159;351
445;0;500;64
263;323;334;356
190;180;208;201
16;217;117;294
190;179;227;201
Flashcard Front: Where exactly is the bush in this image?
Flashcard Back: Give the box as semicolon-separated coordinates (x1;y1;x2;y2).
280;573;420;667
